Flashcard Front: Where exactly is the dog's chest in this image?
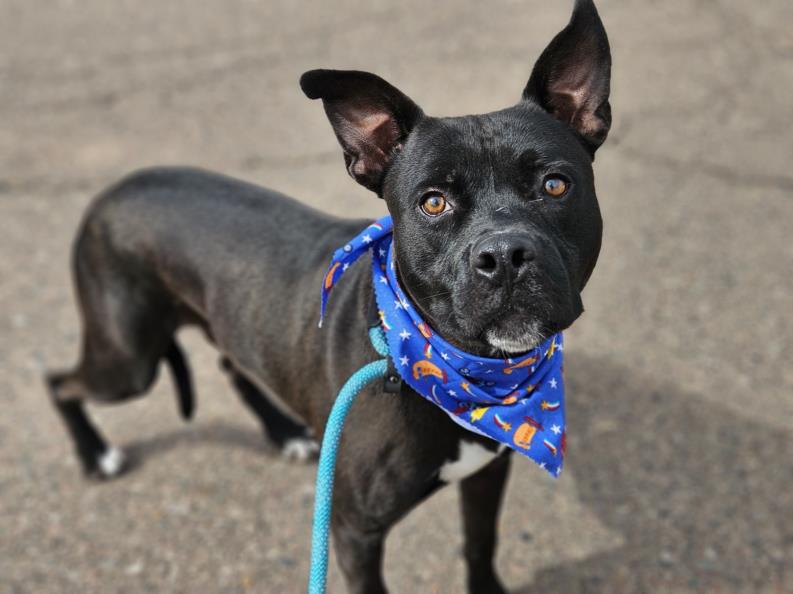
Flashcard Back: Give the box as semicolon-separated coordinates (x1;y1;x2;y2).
439;440;503;482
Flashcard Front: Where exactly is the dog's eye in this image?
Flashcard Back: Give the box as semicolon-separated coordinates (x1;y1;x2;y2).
543;177;568;197
420;192;450;216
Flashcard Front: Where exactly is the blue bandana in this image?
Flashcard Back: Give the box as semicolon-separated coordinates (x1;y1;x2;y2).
320;216;566;477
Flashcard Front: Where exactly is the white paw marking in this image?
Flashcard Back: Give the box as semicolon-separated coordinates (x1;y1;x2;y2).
282;438;319;463
97;446;126;477
439;441;502;483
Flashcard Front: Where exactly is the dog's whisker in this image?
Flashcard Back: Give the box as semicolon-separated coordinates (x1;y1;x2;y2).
413;290;452;303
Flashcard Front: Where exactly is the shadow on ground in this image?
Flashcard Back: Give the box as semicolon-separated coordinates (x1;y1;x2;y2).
115;350;793;594
514;353;792;594
123;420;271;473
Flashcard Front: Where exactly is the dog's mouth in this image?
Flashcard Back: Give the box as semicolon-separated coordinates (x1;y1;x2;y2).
399;264;572;357
420;301;557;357
481;311;547;355
469;274;582;356
484;324;544;354
467;289;577;355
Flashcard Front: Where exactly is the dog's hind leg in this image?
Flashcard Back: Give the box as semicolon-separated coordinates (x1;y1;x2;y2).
220;358;318;461
46;372;122;478
46;320;167;478
47;330;177;479
47;218;183;478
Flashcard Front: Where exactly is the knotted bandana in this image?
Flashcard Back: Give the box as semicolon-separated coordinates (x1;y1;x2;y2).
320;216;566;477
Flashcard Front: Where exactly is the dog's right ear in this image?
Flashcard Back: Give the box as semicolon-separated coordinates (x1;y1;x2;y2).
300;69;424;195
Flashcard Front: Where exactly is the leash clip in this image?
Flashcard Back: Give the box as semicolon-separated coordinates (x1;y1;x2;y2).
383;361;402;394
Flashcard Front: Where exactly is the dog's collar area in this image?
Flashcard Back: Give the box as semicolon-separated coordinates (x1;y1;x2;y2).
320;215;567;479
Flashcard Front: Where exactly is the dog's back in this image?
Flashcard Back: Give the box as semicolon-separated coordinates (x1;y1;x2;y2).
48;166;366;476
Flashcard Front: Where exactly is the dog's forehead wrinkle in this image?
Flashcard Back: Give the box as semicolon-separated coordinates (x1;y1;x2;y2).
396;110;589;203
419;104;591;162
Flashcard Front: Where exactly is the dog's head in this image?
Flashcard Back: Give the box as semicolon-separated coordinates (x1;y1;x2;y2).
302;0;610;356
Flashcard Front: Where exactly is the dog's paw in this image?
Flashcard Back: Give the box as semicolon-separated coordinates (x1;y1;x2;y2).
96;446;126;479
281;437;319;463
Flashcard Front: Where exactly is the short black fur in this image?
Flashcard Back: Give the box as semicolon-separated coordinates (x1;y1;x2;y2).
47;2;611;592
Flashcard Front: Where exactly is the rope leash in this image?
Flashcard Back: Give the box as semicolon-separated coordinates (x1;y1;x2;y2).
307;327;389;594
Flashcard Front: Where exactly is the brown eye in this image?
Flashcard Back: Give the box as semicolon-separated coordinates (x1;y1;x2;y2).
420;192;449;216
543;177;568;197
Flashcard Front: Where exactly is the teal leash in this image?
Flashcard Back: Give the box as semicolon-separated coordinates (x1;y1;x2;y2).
307;327;389;594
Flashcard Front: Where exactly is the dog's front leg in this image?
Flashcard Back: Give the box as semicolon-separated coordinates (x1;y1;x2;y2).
459;452;512;594
332;515;387;594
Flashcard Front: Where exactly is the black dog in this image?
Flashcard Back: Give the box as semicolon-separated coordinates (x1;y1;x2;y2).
47;1;610;591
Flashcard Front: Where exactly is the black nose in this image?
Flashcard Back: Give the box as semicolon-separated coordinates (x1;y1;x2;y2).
471;233;536;285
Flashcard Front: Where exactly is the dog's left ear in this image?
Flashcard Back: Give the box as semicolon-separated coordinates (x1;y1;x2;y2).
522;0;612;155
300;69;424;195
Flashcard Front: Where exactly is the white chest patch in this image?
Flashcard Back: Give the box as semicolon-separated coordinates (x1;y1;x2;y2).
439;440;503;483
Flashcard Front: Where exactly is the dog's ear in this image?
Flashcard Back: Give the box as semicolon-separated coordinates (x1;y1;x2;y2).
522;0;611;155
300;69;424;195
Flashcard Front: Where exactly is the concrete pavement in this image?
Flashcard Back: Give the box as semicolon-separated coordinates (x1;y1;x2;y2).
1;0;791;592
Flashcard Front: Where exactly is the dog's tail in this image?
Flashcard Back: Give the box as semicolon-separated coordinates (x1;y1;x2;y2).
164;339;195;420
